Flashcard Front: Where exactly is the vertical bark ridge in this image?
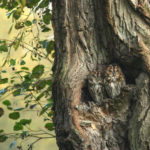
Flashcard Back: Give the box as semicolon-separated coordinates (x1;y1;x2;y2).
129;73;150;150
52;0;104;149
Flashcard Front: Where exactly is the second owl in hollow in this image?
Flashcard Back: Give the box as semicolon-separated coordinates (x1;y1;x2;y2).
88;70;104;104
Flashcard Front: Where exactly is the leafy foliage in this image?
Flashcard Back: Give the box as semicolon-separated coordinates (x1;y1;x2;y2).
13;89;21;96
9;112;20;120
45;122;54;131
3;100;11;106
0;135;8;142
0;0;55;149
14;119;31;131
31;65;44;78
20;119;31;125
0;78;8;84
13;122;23;131
10;59;16;66
0;40;8;52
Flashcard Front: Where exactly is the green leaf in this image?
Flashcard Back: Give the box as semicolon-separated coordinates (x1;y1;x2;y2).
39;108;48;116
9;112;20;120
11;80;14;83
35;80;47;90
24;74;31;81
21;67;29;70
0;135;8;142
30;104;37;109
41;26;51;32
1;70;7;73
20;119;31;125
48;111;54;117
20;0;26;7
32;65;44;78
46;41;54;54
14;107;24;111
0;130;4;134
0;78;8;84
20;60;26;65
13;33;23;50
26;0;39;8
24;94;32;100
10;59;16;66
8;25;13;34
0;88;7;95
41;40;47;48
13;89;21;96
43;10;51;25
21;131;28;138
15;71;23;74
37;0;49;8
9;141;16;149
3;100;11;106
25;20;32;26
46;80;52;85
36;92;45;101
39;102;53;116
32;19;37;24
0;0;7;8
0;43;8;52
13;9;22;20
7;106;13;110
0;108;4;117
47;98;53;104
22;81;30;89
5;1;18;10
45;123;54;131
13;122;23;131
39;103;51;116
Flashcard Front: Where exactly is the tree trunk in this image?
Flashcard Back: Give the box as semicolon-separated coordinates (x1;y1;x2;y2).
52;0;150;150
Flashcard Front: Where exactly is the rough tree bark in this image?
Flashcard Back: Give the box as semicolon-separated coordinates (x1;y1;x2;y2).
52;0;150;150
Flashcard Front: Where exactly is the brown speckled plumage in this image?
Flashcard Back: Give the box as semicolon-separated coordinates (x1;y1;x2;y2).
104;64;126;98
88;70;104;104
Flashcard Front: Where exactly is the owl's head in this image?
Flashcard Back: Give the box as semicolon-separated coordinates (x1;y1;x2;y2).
89;70;101;78
105;64;122;81
88;70;102;84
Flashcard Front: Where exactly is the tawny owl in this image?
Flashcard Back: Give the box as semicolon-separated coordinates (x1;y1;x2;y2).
104;64;126;99
88;70;104;104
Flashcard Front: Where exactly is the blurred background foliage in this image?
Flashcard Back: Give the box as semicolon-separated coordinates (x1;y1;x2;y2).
0;0;57;149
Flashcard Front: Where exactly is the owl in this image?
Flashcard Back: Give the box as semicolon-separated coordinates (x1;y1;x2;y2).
104;64;126;99
88;70;104;104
